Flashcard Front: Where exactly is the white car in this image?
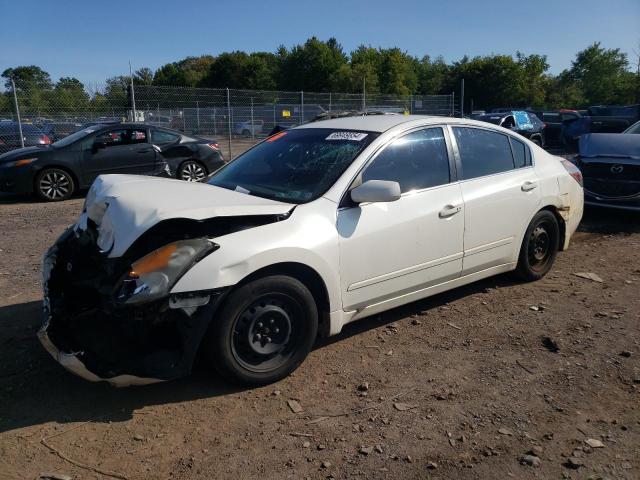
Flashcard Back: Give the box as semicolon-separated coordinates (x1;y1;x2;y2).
40;115;584;386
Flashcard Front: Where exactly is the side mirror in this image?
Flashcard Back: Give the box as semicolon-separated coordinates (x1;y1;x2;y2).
92;141;106;152
350;180;401;204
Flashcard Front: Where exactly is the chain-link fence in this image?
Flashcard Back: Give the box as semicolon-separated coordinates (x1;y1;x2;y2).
0;81;458;158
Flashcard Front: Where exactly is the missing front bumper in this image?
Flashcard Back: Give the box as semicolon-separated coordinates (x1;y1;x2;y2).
41;228;227;385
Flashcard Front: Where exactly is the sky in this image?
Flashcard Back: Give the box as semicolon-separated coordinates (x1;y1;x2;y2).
0;0;638;87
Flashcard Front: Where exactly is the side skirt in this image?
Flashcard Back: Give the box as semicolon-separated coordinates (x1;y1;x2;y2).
328;262;516;336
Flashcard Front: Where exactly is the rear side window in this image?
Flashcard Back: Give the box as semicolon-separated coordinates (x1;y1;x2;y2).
152;130;180;144
362;127;450;193
510;137;529;168
453;127;514;179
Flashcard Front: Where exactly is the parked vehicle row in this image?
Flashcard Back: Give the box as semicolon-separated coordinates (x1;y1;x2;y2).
0;124;225;201
38;115;584;386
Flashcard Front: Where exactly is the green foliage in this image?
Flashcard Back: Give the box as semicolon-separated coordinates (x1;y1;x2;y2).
564;42;635;105
1;39;638;118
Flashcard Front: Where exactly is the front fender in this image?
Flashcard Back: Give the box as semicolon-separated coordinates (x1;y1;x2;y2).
171;200;342;312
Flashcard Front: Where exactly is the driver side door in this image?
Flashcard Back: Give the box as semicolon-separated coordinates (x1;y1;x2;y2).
81;127;156;184
337;127;464;312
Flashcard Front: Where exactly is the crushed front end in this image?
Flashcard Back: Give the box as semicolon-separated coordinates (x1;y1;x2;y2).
40;226;225;386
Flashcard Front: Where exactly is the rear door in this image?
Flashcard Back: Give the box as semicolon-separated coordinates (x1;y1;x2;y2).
450;126;541;275
82;127;156;182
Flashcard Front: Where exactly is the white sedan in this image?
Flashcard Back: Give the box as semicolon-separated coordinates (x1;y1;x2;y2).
40;115;584;386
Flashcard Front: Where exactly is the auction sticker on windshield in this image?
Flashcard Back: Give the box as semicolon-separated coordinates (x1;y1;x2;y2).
325;132;368;141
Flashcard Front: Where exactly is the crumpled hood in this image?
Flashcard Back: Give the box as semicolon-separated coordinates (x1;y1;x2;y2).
77;174;293;258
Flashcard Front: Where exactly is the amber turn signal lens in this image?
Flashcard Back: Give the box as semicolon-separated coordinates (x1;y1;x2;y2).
130;244;177;276
14;158;36;167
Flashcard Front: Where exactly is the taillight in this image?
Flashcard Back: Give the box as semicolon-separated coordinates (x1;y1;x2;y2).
207;142;219;150
561;159;583;187
39;134;51;145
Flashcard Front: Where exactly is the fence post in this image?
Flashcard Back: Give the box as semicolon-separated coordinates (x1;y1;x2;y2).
250;97;254;140
156;103;160;126
196;101;200;133
11;79;24;148
300;91;304;125
451;91;455;116
460;78;465;118
329;92;332;112
226;88;232;160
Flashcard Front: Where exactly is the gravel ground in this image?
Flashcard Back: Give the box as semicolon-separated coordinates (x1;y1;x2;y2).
0;191;639;480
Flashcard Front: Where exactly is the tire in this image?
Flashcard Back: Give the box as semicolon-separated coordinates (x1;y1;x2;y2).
205;275;318;386
35;168;75;201
531;137;542;147
515;210;560;281
242;129;251;137
178;160;208;182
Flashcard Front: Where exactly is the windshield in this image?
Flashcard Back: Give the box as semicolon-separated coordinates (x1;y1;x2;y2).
52;127;98;147
208;128;378;203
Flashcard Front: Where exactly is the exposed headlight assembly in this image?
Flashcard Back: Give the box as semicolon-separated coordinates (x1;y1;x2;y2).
118;238;218;305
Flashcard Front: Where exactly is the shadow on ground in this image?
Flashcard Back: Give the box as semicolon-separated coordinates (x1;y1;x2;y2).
0;272;517;434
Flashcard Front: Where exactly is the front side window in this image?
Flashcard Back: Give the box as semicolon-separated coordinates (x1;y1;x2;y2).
362;127;450;193
95;129;127;148
208;128;378;203
453;127;515;179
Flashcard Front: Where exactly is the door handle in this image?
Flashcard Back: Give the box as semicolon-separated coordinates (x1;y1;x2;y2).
137;149;152;154
521;181;538;192
439;204;462;218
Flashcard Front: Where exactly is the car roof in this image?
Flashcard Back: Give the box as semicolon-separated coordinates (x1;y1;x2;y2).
295;114;443;133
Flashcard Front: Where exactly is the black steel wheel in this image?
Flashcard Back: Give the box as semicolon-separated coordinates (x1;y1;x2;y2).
35;168;75;201
178;160;207;182
205;275;318;385
515;210;559;281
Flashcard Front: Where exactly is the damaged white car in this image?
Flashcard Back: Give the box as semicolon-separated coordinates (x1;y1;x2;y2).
40;116;584;386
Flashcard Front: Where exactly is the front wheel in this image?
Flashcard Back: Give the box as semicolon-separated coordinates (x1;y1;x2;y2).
205;275;318;385
178;160;208;182
515;210;559;281
35;168;75;201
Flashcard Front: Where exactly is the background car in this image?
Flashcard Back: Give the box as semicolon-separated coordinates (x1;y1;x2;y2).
0;121;52;154
573;132;640;211
233;120;264;136
476;111;545;146
0;123;224;201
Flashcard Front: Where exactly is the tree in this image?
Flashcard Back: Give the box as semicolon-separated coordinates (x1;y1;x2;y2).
153;55;215;87
278;37;349;91
133;68;154;86
566;42;631;105
377;48;418;96
2;65;53;90
417;55;449;95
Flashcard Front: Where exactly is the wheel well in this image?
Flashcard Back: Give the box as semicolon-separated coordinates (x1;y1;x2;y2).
237;262;331;336
540;205;566;250
34;166;79;192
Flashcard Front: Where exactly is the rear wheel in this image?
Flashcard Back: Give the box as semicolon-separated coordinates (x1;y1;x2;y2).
35;168;75;201
515;210;559;281
531;137;542;147
178;160;207;182
205;275;318;385
242;129;251;137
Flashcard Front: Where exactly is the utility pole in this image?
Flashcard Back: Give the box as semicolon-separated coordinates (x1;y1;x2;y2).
11;78;24;148
129;61;137;122
362;75;366;111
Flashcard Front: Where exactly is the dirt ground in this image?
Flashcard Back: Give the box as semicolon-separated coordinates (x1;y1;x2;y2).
0;191;639;480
